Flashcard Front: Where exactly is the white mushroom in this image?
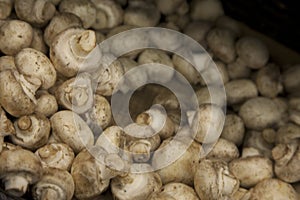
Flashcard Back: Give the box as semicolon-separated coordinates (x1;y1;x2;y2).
0;20;33;55
50;110;94;153
59;0;96;28
11;114;50;150
282;64;300;95
35;90;58;117
236;36;269;69
111;164;162;200
14;0;56;27
190;0;224;21
0;0;13;20
50;28;98;78
0;147;42;197
207;138;240;162
194;159;240;200
229;147;273;188
124;0;161;27
44;12;83;47
91;0;124;30
32;168;75;200
35;143;75;171
221;114;245;146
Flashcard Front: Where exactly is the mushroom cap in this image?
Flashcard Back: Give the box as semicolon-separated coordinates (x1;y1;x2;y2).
190;0;224;21
111;164;162;200
35;143;75;171
32;167;75;200
15;48;56;89
282;65;300;95
11;114;51;150
207;138;240;162
239;97;281;130
0;148;42;183
249;178;298;200
159;182;199;200
236;36;269;69
71;149;110;199
50;110;94;153
0;20;33;55
221;114;245;146
0;70;35;117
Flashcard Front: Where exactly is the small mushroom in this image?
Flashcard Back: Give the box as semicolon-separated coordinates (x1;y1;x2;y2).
0;148;42;197
206;27;237;63
190;0;224;21
0;0;13;20
207;138;240;162
111;164;162;200
194;159;240;200
44;12;83;47
0;56;16;71
84;94;112;131
0;70;35;117
221;114;245;146
124;1;161;27
35;143;75;171
14;0;56;27
55;73;94;114
32;168;75;200
50;110;94;153
229;147;273;188
282;64;300;95
188;104;225;144
59;0;96;29
249;178;298;200
138;49;174;83
15;48;57;90
50;28;98;78
183;21;212;49
0;106;15;153
216;16;241;37
152;136;201;186
272;141;300;183
236;36;269;69
225;79;258;105
0;20;33;55
71;148;127;199
239;97;282;130
136;106;175;140
227;58;251;80
152;182;199;200
154;0;186;15
11;114;50;150
35;90;58;117
91;0;124;30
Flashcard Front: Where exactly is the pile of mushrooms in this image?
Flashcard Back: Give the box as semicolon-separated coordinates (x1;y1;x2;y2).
0;0;300;199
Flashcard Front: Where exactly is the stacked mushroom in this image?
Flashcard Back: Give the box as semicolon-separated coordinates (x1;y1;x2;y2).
0;0;299;200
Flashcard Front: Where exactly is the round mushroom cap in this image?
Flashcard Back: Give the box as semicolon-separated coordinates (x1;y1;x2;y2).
50;110;94;153
0;70;35;117
249;178;298;200
239;97;281;130
32;167;75;200
0;148;42;183
190;0;224;21
0;20;33;55
236;36;269;69
71;149;110;200
159;182;199;200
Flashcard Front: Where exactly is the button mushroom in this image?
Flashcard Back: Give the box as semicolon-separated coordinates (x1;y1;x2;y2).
35;143;75;171
207;138;240;162
50;28;98;78
35;90;58;117
50;110;94;153
0;0;13;20
190;0;224;21
194;159;240;200
32;167;74;200
229;147;273;188
0;20;33;55
0;147;42;197
0;70;35;117
11;114;51;150
14;0;56;27
111;164;162;200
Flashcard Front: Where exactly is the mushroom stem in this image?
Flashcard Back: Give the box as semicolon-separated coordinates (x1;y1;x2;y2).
17;116;32;131
70;30;96;57
41;188;59;200
4;175;28;197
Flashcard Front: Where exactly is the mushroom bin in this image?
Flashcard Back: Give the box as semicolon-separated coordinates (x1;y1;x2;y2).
0;0;300;200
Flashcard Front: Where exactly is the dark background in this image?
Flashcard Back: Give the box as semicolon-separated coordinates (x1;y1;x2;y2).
220;0;300;53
